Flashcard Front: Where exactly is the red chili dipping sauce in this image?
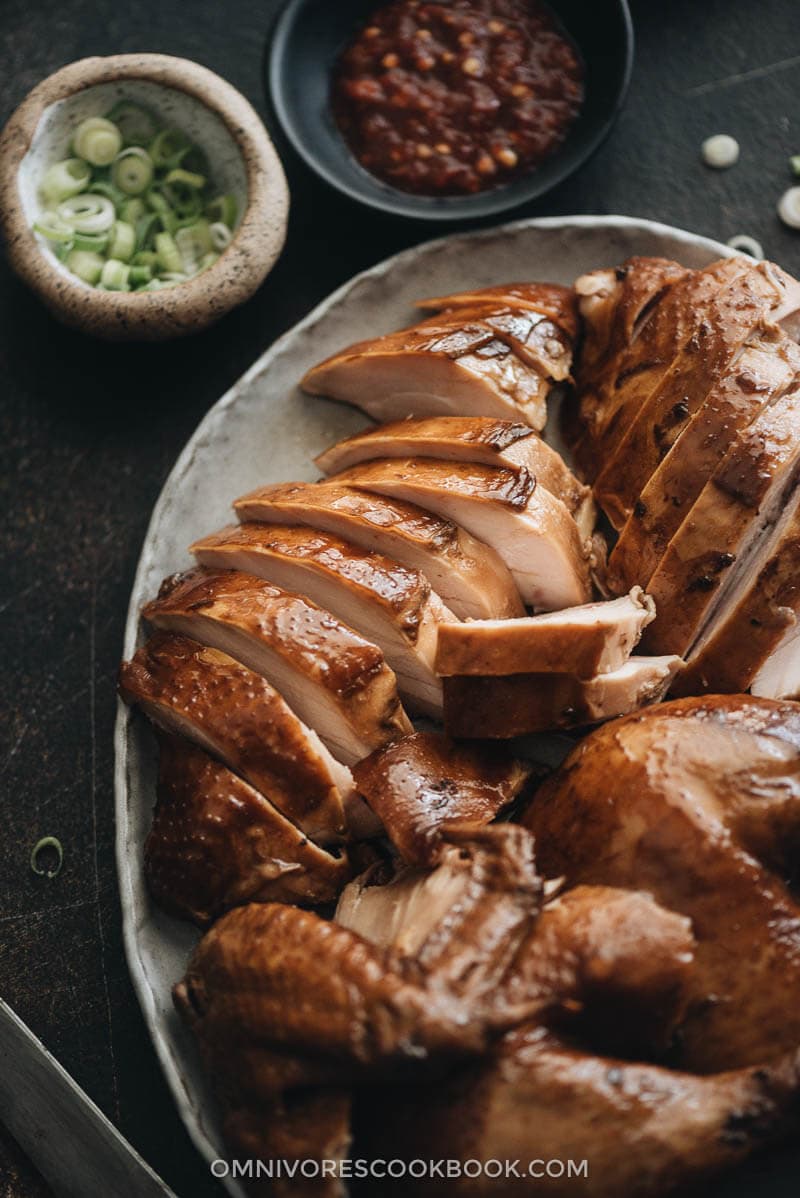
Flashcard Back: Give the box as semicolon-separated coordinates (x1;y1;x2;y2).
332;0;584;196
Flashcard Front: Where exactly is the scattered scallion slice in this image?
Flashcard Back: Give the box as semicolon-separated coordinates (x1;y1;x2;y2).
206;193;238;228
105;100;158;146
40;158;91;204
66;249;105;284
100;258;131;290
32;104;240;291
791;156;800;179
30;837;64;879
73;116;122;166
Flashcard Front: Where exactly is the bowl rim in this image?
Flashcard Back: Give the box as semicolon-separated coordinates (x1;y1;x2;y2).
267;0;634;221
0;53;290;339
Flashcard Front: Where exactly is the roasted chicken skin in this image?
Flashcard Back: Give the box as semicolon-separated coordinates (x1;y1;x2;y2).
524;695;800;1072
416;281;578;340
146;736;350;925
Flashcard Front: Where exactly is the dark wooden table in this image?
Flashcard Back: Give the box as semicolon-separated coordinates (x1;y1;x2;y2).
1;1;799;1195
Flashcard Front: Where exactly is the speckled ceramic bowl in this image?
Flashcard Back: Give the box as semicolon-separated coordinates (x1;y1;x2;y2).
0;54;290;340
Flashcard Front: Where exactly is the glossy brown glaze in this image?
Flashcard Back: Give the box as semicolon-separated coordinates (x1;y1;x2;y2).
593;260;800;529
607;326;800;593
233;480;524;620
443;656;681;737
351;731;532;865
642;380;800;657
118;632;349;843
301;316;552;429
143;566;411;766
191;523;451;719
414;304;573;381
435;589;655;678
316;413;591;523
417;281;578;341
524;695;800;1071
145;736;350;925
331;456;591;610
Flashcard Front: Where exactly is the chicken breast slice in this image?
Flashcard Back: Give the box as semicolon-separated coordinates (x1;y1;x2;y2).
607;325;800;592
416;280;578;339
411;304;573;381
146;735;350;925
442;656;682;738
118;633;352;844
329;458;591;611
233;481;523;621
671;484;800;698
593;260;800;528
314;416;595;538
435;589;655;679
191;523;453;719
301;320;552;430
642;379;800;657
142;567;412;766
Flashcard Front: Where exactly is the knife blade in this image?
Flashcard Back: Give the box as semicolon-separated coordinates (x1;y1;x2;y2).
0;997;178;1198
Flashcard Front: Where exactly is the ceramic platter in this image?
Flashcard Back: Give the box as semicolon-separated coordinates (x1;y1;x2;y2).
114;216;734;1195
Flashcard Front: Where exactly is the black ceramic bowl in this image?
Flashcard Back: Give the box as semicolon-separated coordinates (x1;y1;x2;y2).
267;0;633;221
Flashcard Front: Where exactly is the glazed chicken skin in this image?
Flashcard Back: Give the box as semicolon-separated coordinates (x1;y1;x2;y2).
524;695;800;1072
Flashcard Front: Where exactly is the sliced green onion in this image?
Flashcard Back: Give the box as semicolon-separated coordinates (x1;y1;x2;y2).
40;158;91;204
57;193;115;234
165;167;206;191
120;197;146;224
175;220;212;272
149;128;191;168
135;212;160;251
209;221;233;252
155;231;183;274
72;230;110;253
162;181;201;220
132;250;159;268
160;271;189;282
66;249;105;284
73;116;122;166
105;100;158;146
30;836;64;878
792;155;800;178
87;179;126;207
206;193;238;228
100;258;131;290
199;251;219;272
53;239;75;262
145;188;179;234
130;263;153;286
33;211;75;243
111;147;154;195
108;220;135;261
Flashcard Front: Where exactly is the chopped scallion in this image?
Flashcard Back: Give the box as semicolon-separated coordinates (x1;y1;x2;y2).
73;117;122;166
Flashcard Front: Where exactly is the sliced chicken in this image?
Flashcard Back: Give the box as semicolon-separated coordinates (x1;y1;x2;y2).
435;589;655;679
642;378;800;657
443;656;682;738
233;482;524;621
565;257;692;474
329;458;592;611
416;281;578;338
671;484;800;698
363;1028;800;1198
607;324;800;593
142;567;411;767
413;304;573;381
351;731;532;865
524;695;800;1071
592;259;800;527
118;633;352;843
314;416;595;538
300;319;553;430
191;524;453;719
146;736;350;925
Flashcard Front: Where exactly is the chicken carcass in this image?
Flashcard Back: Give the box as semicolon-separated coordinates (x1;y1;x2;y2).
301;317;556;430
146;736;350;925
434;589;655;679
351;731;532;865
142;567;411;766
607;325;800;594
191;524;452;719
118;633;351;844
328;458;591;610
591;259;800;528
524;695;800;1072
233;481;524;620
314;416;595;539
442;656;682;738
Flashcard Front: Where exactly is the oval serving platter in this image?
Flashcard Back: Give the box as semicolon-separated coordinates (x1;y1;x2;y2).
115;216;741;1197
